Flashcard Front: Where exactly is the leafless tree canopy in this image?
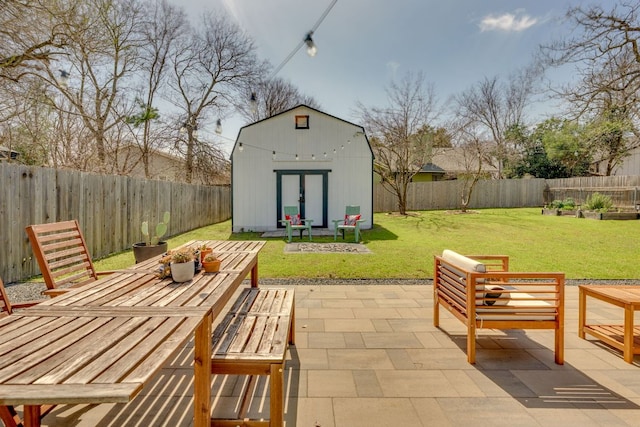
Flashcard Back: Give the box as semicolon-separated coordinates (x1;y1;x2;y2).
0;0;70;78
168;12;263;183
541;2;640;175
358;71;438;214
453;67;540;178
237;77;320;123
1;0;308;184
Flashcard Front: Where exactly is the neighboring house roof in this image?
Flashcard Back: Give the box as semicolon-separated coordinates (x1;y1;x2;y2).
418;162;446;174
0;145;18;161
431;147;499;176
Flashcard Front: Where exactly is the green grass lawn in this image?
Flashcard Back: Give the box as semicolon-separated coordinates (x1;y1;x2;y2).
94;208;640;280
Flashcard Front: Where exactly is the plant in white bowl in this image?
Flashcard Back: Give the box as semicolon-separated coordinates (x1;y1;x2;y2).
170;249;196;282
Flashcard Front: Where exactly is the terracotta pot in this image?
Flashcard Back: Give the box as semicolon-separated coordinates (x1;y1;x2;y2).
200;248;213;262
202;259;221;273
171;260;195;282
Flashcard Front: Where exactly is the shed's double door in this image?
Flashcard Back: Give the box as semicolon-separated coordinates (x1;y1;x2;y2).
277;170;328;228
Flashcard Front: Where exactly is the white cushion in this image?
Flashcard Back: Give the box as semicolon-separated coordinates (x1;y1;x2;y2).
441;250;486;273
476;292;556;321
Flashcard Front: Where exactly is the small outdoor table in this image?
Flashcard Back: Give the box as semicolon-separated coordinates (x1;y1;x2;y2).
578;285;640;363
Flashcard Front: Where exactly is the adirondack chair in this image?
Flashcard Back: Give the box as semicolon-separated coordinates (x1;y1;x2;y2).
279;206;313;243
332;205;366;242
25;220;114;297
0;278;51;427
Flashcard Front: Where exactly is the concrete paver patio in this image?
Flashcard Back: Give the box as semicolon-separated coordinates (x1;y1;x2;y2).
34;283;640;427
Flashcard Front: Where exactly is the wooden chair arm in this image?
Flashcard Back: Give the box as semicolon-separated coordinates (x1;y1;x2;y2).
97;270;117;277
11;300;45;309
43;289;71;297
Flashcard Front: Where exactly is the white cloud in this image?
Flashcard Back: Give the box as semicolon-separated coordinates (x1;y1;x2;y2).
479;12;538;32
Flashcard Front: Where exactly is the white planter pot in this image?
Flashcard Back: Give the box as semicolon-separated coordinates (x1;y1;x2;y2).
171;260;195;282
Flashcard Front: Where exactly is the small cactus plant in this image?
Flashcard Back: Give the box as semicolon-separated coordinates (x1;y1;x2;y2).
141;211;170;246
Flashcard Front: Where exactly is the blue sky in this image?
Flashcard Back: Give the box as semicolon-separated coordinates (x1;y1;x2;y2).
183;0;609;154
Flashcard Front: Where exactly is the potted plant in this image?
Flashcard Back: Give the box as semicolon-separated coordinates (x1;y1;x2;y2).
202;253;221;273
199;244;213;262
132;211;170;263
170;248;196;282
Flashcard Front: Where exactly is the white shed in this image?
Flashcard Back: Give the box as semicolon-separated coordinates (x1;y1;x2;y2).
231;105;373;233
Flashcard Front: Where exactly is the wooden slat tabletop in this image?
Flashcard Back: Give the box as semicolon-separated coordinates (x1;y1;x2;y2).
0;313;203;404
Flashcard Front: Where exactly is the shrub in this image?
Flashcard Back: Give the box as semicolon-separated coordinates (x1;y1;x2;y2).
549;199;564;209
549;198;575;210
561;198;576;210
584;192;613;212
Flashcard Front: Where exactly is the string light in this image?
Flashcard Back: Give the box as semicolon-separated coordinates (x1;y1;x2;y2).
233;129;365;161
250;0;337;104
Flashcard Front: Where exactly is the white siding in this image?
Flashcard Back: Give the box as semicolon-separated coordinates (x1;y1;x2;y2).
232;106;372;232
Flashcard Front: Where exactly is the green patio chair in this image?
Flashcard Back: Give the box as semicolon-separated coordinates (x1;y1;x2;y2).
332;205;366;242
279;206;313;243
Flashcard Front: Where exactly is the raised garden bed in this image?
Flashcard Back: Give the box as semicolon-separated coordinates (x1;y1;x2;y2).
578;211;639;220
541;209;578;217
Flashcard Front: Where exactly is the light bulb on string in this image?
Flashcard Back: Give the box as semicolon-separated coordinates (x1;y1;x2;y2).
304;32;317;57
272;150;276;160
238;142;244;152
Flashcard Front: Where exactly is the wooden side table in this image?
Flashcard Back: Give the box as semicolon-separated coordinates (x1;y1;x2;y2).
578;285;640;363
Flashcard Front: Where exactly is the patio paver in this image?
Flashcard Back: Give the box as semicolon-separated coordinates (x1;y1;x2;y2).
33;283;640;426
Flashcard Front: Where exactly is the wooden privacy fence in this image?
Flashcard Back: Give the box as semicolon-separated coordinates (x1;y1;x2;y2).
544;176;640;209
373;176;640;212
374;178;547;212
0;163;231;283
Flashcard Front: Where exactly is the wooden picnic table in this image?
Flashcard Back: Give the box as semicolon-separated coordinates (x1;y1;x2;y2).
0;240;266;427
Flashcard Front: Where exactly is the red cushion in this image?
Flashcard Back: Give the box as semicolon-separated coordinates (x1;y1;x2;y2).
285;214;302;225
344;214;361;226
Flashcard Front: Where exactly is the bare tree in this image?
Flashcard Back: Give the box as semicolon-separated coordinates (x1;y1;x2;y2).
453;67;540;178
61;0;144;168
129;0;187;177
358;71;438;215
542;2;640;96
0;0;69;78
168;11;262;183
450;121;493;212
541;3;640;175
237;77;320;123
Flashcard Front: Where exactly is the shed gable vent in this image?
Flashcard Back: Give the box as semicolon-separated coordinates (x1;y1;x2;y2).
295;115;309;129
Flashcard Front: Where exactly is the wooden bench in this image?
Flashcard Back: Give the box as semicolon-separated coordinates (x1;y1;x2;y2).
211;287;295;427
434;249;565;364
